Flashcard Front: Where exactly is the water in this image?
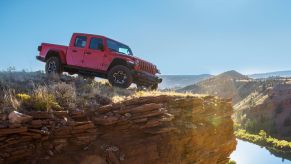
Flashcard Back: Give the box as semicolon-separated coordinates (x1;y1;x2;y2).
231;139;291;164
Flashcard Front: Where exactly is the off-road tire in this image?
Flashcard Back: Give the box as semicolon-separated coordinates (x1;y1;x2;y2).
108;65;133;88
45;57;63;75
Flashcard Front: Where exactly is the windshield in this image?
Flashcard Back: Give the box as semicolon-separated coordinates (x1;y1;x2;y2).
106;39;133;56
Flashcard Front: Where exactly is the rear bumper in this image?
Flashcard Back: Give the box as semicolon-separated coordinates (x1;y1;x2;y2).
132;70;162;85
36;56;45;62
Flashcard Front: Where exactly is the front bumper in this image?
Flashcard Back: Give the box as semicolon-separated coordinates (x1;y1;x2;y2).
132;70;162;85
36;56;45;62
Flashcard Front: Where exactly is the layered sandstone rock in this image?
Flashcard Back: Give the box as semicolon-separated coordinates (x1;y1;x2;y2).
0;95;236;164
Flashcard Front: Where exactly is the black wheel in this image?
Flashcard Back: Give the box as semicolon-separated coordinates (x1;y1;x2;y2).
108;65;133;88
45;57;62;75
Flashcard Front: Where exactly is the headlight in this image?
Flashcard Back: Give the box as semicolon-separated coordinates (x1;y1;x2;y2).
127;60;135;65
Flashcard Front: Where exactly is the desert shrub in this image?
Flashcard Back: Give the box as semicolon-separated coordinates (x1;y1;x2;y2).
15;93;31;109
1;89;20;113
50;82;76;110
16;93;31;102
31;86;61;111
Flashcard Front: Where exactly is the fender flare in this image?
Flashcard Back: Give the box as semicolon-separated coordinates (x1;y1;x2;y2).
45;49;67;64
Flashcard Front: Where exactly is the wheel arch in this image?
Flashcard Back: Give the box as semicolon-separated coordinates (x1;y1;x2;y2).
45;50;66;64
107;58;134;72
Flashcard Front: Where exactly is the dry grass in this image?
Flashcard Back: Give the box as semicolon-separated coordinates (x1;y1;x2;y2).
50;82;76;110
30;86;62;111
0;71;196;112
1;89;20;113
111;90;204;103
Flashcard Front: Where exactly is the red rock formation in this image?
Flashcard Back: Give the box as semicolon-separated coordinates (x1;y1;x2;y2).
0;95;236;164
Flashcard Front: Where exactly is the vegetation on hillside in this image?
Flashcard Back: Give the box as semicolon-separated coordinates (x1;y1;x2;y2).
235;129;291;159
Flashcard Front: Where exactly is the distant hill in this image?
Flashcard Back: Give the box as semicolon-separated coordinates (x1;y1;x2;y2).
178;70;254;103
217;70;249;79
249;70;291;79
233;82;291;138
158;74;212;89
177;70;291;138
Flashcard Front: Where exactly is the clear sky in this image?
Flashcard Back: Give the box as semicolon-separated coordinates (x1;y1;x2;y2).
0;0;291;75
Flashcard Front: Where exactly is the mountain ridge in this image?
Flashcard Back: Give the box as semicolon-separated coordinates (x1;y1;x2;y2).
249;70;291;79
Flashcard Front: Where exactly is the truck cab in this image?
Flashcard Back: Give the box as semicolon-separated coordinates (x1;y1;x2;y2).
37;33;162;89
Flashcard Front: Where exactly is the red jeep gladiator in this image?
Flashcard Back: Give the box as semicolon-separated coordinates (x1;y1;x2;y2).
36;33;162;89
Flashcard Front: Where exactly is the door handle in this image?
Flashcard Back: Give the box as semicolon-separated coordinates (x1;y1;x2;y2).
72;50;77;53
85;52;91;55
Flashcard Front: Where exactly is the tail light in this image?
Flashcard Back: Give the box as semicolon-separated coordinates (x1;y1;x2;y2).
38;45;42;51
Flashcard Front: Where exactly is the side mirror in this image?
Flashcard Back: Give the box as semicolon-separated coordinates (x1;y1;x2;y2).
98;44;105;51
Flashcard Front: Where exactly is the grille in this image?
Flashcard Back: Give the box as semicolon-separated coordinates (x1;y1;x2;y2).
139;60;155;74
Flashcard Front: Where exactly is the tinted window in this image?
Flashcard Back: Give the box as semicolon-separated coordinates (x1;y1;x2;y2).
89;38;104;50
74;36;87;48
106;39;133;55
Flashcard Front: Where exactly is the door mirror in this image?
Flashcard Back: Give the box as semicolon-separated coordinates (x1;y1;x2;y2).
98;44;105;51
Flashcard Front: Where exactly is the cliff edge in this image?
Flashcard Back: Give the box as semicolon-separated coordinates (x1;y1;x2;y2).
0;95;236;164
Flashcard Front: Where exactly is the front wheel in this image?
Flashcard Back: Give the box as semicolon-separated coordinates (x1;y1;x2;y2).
108;65;133;88
45;57;62;75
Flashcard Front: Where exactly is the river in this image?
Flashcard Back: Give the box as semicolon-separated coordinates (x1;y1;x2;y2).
230;139;291;164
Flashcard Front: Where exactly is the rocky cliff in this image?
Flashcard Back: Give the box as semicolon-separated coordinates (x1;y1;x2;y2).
0;95;236;164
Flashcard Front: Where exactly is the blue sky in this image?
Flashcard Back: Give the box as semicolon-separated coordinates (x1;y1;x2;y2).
0;0;291;75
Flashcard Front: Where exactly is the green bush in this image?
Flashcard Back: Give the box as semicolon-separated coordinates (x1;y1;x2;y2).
235;129;291;151
31;86;61;111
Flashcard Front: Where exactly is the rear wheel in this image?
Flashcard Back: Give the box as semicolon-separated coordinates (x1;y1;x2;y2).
108;65;133;88
45;57;62;75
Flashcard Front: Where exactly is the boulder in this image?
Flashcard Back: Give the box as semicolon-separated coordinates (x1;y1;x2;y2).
8;111;32;124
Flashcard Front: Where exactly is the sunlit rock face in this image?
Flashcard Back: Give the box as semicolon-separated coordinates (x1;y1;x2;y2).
0;95;236;164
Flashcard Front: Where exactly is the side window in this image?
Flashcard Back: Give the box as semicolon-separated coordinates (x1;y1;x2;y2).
89;38;104;50
74;36;87;48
